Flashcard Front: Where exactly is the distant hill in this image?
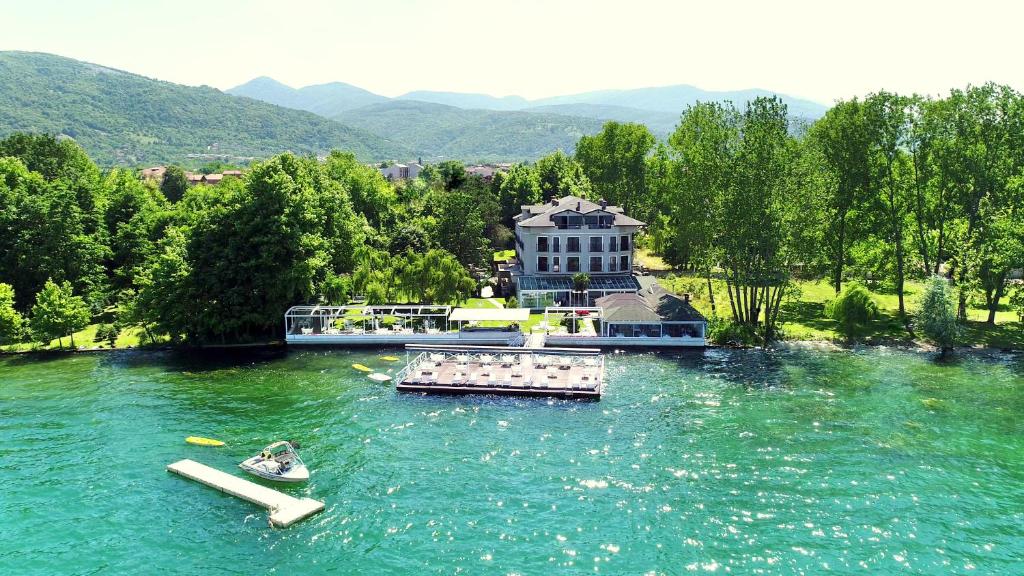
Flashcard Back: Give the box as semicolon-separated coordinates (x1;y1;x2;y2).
228;77;388;117
334;100;604;162
530;85;829;120
0;52;408;165
229;76;829;159
525;103;682;136
395;91;530;111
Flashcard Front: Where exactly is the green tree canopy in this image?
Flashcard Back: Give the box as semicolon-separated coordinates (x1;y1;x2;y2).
0;283;24;344
575;121;656;219
29;278;91;349
535;151;591;200
160;165;189;203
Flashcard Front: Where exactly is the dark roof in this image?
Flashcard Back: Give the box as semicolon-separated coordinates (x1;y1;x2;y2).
595;284;705;323
516;196;645;228
517;274;640;292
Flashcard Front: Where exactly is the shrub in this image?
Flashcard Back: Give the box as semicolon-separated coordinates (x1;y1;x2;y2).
825;282;879;341
505;296;518;308
94;323;121;347
707;315;761;346
917;275;960;357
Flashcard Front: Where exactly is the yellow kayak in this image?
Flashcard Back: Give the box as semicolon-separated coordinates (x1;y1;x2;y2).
186;436;224;447
379;356;400;362
352;363;372;372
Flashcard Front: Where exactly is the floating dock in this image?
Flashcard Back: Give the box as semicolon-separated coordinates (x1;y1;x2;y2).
394;345;604;399
167;459;324;527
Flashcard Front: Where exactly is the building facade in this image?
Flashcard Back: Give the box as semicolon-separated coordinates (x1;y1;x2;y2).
513;196;646;308
379;162;423;181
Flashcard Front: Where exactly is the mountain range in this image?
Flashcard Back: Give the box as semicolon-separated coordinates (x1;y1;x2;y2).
0;51;830;167
0;52;410;166
229;77;829;161
231;78;828;121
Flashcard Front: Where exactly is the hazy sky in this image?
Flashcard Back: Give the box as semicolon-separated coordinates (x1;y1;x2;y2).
3;0;1021;104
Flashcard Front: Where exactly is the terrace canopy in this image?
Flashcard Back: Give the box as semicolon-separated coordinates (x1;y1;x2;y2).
285;304;451;335
448;308;531;322
517;274;640;309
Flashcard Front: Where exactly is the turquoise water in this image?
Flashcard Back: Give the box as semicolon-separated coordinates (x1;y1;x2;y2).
2;347;1023;574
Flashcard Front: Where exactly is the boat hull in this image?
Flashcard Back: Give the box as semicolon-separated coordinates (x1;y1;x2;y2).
238;458;309;483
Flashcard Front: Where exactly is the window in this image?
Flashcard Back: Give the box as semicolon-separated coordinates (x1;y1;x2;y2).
589;257;603;272
589;236;603;252
609;236;618;252
609;257;617;272
553;257;561;272
621;235;630;251
552;237;561;253
567;237;581;253
537;236;549;252
537;256;549;272
567;257;580;272
620;255;629;271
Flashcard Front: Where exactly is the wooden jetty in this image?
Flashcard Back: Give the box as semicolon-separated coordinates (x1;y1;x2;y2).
167;459;324;527
394;345;604;399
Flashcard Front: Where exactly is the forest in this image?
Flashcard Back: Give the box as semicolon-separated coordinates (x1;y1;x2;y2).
0;81;1022;349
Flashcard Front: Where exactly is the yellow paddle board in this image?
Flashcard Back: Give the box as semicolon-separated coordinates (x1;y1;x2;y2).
379;356;400;361
352;363;372;372
185;436;224;447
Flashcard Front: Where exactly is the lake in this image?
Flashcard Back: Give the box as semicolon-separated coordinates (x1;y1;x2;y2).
2;346;1022;574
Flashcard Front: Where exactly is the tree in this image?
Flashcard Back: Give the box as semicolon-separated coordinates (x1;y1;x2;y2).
864;91;912;317
826;282;879;341
160;166;189;203
0;283;24;344
104;169;166;293
717;97;799;341
0;157;110;312
535;151;591;200
575;122;656;219
435;160;467;191
30;279;91;349
498;163;541;225
572;272;591;307
324;151;397;229
663;102;738;315
434;190;488;269
918;275;960;358
807;99;872;293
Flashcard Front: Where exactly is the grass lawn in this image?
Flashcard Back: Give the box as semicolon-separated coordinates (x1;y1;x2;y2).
493;249;515;262
659;273;1024;348
1;323;155;353
634;248;671;271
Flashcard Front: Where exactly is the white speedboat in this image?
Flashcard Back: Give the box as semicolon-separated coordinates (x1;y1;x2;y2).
239;441;309;483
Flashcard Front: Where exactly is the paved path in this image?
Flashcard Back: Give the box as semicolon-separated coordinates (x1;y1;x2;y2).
526;333;546;348
487;297;505;308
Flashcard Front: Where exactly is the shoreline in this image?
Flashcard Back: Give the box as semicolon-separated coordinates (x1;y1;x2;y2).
3;338;1020;359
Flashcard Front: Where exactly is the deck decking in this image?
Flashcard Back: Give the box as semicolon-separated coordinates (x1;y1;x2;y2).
167;459;324;527
395;345;604;399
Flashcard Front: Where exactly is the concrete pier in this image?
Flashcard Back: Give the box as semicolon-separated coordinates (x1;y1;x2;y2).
167;459;324;527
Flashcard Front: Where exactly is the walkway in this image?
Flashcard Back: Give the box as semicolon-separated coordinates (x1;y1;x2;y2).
167;459;324;527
